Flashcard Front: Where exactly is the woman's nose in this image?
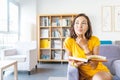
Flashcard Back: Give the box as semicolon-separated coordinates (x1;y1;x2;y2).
77;25;82;28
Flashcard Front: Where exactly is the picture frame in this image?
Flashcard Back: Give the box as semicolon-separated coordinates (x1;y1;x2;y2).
102;6;112;32
114;6;120;31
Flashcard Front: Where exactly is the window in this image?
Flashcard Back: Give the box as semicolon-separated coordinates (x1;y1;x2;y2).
0;0;20;49
9;1;19;32
0;0;8;31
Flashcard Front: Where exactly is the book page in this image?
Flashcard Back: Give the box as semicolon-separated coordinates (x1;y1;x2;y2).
69;55;107;62
69;56;88;62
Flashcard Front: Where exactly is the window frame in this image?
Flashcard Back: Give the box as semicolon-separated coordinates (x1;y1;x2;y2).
0;0;20;39
0;0;20;49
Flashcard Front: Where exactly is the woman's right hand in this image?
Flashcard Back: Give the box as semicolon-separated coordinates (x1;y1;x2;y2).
76;34;89;51
76;61;84;66
76;35;90;54
76;34;88;49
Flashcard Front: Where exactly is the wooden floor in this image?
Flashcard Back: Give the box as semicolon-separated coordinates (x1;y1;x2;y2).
48;77;67;80
4;62;68;80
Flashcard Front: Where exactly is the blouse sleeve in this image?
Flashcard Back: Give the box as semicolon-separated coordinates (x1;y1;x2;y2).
63;37;72;52
93;36;100;47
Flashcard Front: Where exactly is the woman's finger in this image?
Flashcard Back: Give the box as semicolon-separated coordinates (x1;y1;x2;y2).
83;34;86;39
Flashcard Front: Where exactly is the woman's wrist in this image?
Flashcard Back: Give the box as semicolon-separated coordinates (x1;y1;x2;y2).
71;62;78;68
84;49;90;54
74;62;78;68
82;45;90;54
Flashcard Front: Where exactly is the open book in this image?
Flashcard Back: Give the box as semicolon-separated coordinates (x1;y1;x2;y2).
69;55;107;62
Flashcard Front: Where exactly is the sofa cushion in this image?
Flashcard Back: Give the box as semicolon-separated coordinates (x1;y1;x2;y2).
113;75;120;80
112;60;120;79
100;45;120;59
103;58;118;75
99;45;120;75
4;49;17;56
4;55;26;62
115;41;120;45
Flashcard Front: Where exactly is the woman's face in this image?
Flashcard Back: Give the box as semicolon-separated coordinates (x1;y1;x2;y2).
74;16;88;36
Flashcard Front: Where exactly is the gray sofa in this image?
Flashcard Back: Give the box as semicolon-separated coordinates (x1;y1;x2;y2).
67;45;120;80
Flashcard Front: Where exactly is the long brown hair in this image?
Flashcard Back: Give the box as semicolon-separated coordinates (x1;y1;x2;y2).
70;13;92;40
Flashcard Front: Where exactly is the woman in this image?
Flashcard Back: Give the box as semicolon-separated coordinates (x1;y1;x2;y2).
64;13;113;80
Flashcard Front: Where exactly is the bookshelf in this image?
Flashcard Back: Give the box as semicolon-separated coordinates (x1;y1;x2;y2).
37;14;77;62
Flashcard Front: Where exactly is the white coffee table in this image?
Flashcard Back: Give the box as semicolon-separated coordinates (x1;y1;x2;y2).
0;60;17;80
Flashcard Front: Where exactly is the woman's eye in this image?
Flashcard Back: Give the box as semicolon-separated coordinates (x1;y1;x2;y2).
75;22;79;24
82;22;87;25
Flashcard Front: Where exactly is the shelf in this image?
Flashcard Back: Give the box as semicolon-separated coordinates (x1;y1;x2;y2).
37;14;77;62
39;59;68;62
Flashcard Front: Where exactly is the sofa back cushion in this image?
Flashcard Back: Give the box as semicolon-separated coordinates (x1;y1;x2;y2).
99;45;120;74
115;41;120;45
4;49;17;56
14;41;36;55
100;45;120;59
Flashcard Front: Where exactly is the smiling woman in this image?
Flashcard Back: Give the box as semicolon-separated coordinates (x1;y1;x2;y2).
64;13;113;80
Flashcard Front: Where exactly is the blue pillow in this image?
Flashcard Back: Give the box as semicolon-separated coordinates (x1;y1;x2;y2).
100;40;112;45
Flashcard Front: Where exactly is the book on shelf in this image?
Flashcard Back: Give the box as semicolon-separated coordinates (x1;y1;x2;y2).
41;50;50;59
40;29;49;38
63;50;68;60
52;17;60;26
51;50;62;60
52;29;61;37
62;18;71;26
63;29;70;37
54;51;62;60
69;55;107;62
51;40;61;48
41;17;50;26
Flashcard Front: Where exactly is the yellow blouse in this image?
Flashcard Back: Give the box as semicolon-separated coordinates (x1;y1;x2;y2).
64;36;110;77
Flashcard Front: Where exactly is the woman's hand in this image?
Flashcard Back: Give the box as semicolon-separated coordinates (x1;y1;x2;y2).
76;34;90;54
76;34;87;47
69;59;84;67
75;61;84;67
88;61;98;69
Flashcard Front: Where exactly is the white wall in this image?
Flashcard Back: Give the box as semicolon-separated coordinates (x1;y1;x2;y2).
20;0;37;41
20;0;120;41
37;0;120;41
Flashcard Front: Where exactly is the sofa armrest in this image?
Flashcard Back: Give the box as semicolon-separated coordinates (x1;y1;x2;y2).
67;64;79;80
103;58;120;75
25;49;37;65
112;60;120;79
1;48;17;60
